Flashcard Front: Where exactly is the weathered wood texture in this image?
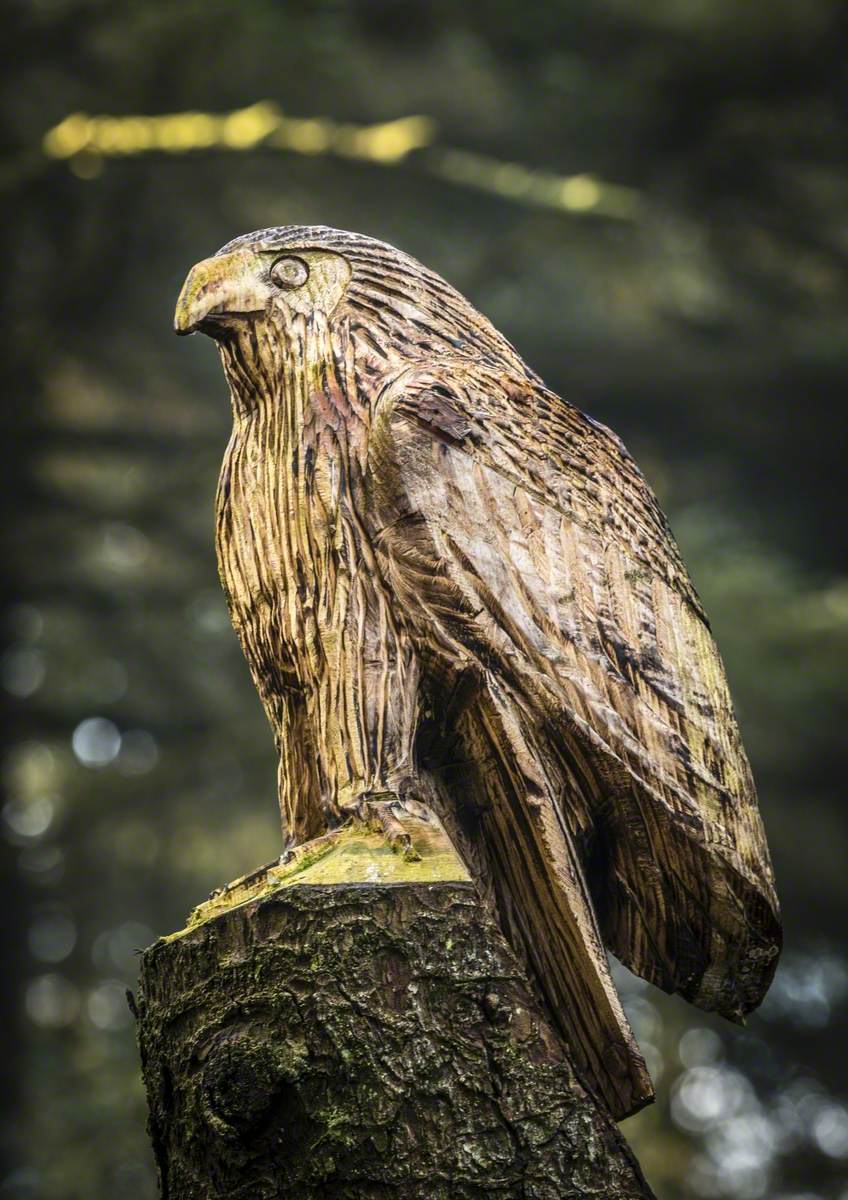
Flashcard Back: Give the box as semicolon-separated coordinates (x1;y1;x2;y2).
174;225;780;1120
137;847;654;1200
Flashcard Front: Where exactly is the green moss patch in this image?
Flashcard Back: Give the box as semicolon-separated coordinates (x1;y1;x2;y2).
172;817;469;940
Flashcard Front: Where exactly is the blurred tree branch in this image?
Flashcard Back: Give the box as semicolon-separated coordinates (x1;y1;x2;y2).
38;100;640;220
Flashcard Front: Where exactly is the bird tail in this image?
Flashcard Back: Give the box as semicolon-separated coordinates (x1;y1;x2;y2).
472;680;654;1121
591;783;782;1025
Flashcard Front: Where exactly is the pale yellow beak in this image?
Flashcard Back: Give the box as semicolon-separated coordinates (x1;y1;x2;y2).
174;249;272;336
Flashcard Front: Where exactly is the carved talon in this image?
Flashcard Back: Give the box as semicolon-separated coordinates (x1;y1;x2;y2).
353;793;422;862
279;829;339;867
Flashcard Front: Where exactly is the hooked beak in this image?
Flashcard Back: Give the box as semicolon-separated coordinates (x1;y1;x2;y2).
174;249;271;337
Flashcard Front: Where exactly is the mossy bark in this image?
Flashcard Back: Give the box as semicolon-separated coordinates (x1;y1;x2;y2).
136;822;654;1200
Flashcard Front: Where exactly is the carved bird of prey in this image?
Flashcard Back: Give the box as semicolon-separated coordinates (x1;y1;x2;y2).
175;227;780;1119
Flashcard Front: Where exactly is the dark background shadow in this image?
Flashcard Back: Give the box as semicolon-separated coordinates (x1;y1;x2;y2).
2;2;847;1197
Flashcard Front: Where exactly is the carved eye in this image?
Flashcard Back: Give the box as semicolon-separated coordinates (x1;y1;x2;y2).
270;256;309;290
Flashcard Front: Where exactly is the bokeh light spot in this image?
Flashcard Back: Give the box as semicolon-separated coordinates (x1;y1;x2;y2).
28;908;77;964
811;1101;848;1158
72;717;121;768
116;730;159;777
4;742;58;797
679;1026;724;1068
92;922;155;973
25;974;80;1028
1;647;46;697
96;522;150;574
2;795;55;840
87;980;133;1031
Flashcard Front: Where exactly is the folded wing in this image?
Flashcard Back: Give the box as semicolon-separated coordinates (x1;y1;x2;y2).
377;360;781;1029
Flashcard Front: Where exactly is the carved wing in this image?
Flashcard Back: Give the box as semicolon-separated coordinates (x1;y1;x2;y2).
370;360;781;1114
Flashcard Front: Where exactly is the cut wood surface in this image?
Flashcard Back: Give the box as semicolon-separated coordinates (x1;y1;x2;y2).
136;818;655;1200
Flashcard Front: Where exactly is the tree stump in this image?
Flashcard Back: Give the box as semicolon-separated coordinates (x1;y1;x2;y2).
136;814;654;1199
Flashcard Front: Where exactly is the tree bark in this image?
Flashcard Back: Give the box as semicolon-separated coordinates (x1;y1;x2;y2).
135;817;654;1200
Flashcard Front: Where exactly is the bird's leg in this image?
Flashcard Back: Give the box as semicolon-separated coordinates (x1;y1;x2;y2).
347;774;448;862
348;791;422;862
278;826;343;868
300;577;442;854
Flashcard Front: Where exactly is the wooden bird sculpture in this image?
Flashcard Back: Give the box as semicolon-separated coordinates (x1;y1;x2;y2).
175;226;781;1120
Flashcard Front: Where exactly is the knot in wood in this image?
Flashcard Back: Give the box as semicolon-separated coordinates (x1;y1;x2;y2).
201;1028;304;1137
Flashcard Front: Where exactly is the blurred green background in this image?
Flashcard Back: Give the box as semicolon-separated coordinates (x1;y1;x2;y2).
2;1;847;1197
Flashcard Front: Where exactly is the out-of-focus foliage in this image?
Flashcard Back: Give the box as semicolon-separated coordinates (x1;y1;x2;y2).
1;1;847;1198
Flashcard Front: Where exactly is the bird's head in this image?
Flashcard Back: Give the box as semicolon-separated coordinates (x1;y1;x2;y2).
174;237;352;339
175;226;522;399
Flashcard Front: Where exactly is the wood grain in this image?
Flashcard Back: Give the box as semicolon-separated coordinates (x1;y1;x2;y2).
137;863;655;1199
175;225;781;1119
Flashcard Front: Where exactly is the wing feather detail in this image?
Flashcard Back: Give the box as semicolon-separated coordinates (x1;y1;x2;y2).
374;361;780;1028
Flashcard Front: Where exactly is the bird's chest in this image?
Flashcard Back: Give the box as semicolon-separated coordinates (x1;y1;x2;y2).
215;414;347;650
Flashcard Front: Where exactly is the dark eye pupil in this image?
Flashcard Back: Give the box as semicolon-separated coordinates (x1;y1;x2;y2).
271;256;309;289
